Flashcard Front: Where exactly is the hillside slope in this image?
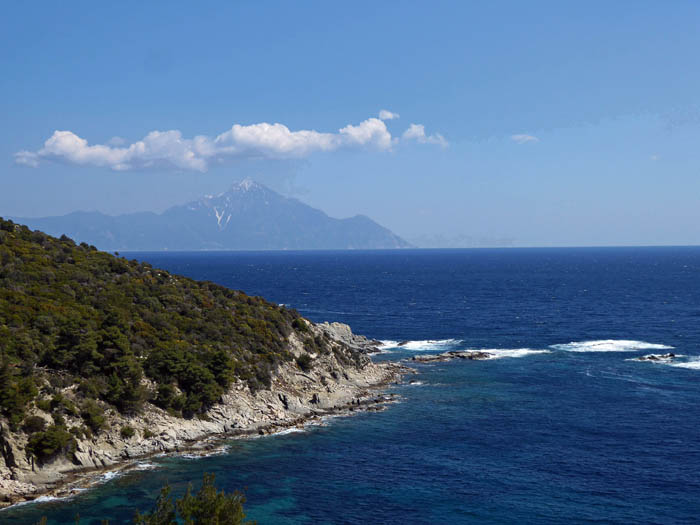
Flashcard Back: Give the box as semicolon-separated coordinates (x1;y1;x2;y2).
0;219;404;505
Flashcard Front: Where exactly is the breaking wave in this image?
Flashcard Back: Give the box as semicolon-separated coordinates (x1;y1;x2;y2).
670;357;700;370
481;348;552;359
271;427;306;436
378;339;462;351
550;340;674;352
132;461;158;471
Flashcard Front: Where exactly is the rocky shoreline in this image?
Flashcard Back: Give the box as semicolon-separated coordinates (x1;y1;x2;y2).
0;322;412;509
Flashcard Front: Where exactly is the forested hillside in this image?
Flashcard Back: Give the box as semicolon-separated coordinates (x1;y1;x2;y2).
0;218;332;462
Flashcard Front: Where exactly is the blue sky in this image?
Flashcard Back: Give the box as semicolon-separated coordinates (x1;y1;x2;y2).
2;1;700;246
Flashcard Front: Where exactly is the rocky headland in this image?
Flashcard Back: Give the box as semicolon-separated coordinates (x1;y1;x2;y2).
0;219;412;509
0;321;409;507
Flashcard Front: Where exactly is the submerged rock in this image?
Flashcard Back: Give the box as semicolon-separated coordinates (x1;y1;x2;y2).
412;350;492;363
636;353;676;361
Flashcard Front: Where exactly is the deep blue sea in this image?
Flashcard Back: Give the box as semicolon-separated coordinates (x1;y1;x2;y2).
5;248;700;524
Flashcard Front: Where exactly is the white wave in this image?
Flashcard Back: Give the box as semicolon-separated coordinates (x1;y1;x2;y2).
379;339;462;351
180;446;230;459
100;471;121;481
271;427;306;436
550;340;674;352
2;495;65;510
35;495;61;503
133;461;158;471
670;358;700;370
481;348;552;359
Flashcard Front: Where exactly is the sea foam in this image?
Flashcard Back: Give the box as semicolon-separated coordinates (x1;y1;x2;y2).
670;358;700;370
550;340;673;352
378;339;462;351
101;471;121;481
133;462;158;471
480;348;551;359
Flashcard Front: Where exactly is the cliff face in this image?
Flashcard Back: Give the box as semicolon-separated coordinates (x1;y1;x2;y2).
0;321;405;505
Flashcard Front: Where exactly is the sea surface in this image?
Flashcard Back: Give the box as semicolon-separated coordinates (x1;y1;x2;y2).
5;247;700;524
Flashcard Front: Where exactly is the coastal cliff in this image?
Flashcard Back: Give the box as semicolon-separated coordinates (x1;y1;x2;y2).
0;321;405;506
0;219;407;506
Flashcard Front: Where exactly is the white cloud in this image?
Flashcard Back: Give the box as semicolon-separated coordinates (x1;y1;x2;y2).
14;150;40;167
511;134;540;144
650;154;660;161
402;123;448;148
378;109;400;120
107;136;126;146
339;118;394;150
16;114;443;172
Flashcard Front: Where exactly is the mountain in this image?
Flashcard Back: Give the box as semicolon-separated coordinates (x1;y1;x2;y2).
13;179;411;251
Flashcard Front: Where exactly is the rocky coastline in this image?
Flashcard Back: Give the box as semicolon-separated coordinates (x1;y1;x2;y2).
0;321;411;509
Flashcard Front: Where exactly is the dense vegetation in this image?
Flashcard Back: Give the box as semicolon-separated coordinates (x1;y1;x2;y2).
0;218;328;460
134;473;252;525
36;473;253;524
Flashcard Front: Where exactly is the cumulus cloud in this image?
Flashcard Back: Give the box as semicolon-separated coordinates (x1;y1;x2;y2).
107;136;127;146
378;109;400;120
402;123;448;148
15;114;444;172
14;150;40;167
511;134;540;144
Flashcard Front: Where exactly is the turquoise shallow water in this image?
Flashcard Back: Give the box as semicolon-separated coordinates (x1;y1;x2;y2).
5;248;700;524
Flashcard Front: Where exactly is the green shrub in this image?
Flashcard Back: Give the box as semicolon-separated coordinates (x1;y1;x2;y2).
143;429;155;439
22;415;46;434
135;473;251;525
295;353;314;372
77;378;101;399
0;364;38;430
26;425;76;463
292;317;309;332
120;425;135;439
154;383;176;409
51;393;79;416
80;400;106;434
36;399;51;412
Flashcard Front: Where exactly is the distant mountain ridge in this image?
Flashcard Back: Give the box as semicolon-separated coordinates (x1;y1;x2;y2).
13;179;411;251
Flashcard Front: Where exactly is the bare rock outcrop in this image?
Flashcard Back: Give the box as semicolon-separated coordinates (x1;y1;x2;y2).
316;322;383;353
